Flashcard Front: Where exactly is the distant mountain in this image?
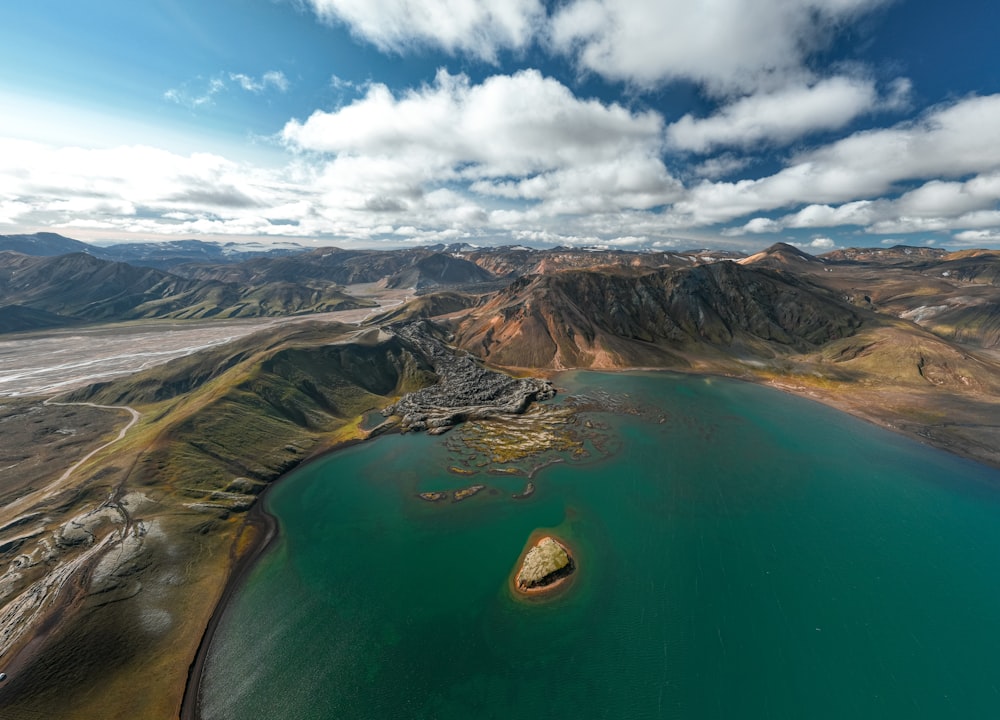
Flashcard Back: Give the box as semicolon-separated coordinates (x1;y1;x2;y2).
382;252;496;290
0;251;371;331
463;246;694;278
97;239;302;270
0;233;303;270
821;245;949;264
739;242;822;268
178;247;500;291
770;244;1000;349
0;232;98;256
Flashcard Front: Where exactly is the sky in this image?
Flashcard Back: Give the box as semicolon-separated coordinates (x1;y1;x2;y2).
2;0;1000;252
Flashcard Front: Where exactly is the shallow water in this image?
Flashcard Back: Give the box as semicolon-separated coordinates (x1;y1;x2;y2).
201;372;1000;719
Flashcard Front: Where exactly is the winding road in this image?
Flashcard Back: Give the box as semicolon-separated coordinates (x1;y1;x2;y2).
2;401;141;522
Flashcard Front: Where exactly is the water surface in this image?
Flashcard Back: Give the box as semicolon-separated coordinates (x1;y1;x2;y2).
201;372;1000;719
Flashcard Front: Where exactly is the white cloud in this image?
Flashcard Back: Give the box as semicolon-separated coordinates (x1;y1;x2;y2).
0;138;312;238
734;170;1000;236
666;77;883;152
953;229;1000;245
773;200;879;230
678;94;1000;226
230;71;290;93
164;77;226;108
305;0;544;61
165;71;289;109
550;0;891;92
738;217;783;235
302;0;892;95
0;72;691;247
692;154;751;179
283;69;680;214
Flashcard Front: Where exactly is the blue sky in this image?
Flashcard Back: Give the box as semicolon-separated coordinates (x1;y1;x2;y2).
2;0;1000;251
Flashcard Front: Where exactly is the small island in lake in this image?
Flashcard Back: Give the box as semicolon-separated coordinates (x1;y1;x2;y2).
515;535;575;593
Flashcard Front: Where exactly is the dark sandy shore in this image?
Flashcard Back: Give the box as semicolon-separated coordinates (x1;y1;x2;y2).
179;501;276;720
178;429;388;720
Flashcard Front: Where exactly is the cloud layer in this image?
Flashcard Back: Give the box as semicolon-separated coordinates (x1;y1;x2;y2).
307;0;891;92
4;0;1000;249
6;86;1000;248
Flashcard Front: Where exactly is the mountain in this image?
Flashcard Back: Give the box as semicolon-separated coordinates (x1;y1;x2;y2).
95;239;302;270
177;247;500;291
0;232;97;256
739;242;823;269
0;304;75;333
453;261;861;368
382;252;496;289
463;245;697;278
6;243;1000;719
367;291;478;324
0;251;371;330
0;233;303;270
759;245;1000;349
822;245;949;264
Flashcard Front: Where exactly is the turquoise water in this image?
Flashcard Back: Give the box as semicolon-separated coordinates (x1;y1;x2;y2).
200;372;1000;719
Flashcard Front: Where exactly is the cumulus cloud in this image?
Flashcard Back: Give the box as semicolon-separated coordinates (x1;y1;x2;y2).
732;170;1000;236
550;0;891;92
677;94;1000;226
794;237;836;250
304;0;544;61
283;69;681;214
667;77;884;153
0;70;690;248
301;0;892;94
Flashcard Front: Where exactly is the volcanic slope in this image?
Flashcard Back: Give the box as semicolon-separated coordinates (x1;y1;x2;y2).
454;261;862;369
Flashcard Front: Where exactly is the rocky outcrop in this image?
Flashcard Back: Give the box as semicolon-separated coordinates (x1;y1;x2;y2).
515;536;575;592
382;321;555;434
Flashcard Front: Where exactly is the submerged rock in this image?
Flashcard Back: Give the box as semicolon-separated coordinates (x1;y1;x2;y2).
515;535;575;592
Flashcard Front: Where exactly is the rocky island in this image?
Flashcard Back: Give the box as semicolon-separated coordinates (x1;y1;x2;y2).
515;535;575;594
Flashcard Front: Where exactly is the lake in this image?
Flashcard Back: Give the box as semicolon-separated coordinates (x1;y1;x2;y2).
199;371;1000;719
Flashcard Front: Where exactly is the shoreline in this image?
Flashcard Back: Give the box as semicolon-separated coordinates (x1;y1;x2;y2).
552;365;1000;472
177;428;387;720
177;366;1000;717
179;498;277;720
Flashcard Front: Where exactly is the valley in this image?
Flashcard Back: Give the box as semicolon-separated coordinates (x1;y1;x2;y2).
0;284;411;397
